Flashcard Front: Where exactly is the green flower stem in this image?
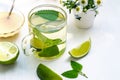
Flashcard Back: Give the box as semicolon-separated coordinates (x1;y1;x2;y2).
79;72;88;78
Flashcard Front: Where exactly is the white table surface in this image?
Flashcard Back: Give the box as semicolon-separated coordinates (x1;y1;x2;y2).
0;0;120;80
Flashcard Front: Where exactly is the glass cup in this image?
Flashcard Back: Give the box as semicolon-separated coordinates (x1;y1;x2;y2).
0;2;25;37
22;4;67;60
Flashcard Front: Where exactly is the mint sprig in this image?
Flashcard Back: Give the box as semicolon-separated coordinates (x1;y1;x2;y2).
33;26;63;57
34;10;59;21
61;70;78;78
61;60;88;79
33;27;62;47
71;60;83;72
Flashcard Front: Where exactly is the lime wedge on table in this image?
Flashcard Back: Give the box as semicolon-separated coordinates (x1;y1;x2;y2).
0;42;19;64
37;63;63;80
69;39;91;58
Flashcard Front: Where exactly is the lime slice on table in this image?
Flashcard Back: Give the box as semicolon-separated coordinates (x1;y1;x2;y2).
37;63;63;80
0;42;19;64
69;38;91;58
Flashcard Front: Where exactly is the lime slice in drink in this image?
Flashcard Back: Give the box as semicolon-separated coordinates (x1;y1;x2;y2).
30;37;44;49
69;39;91;58
0;42;19;64
37;63;63;80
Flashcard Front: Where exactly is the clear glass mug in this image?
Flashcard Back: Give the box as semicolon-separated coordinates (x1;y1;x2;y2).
22;4;67;60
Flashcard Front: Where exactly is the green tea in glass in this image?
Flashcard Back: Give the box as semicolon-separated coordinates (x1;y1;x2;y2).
22;4;67;60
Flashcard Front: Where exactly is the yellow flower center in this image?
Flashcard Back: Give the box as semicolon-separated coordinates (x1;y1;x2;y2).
81;0;86;4
76;6;80;12
97;0;101;5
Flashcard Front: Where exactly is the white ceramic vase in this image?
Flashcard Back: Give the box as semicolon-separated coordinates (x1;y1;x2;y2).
73;9;96;28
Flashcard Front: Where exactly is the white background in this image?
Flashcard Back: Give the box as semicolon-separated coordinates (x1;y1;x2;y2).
0;0;120;80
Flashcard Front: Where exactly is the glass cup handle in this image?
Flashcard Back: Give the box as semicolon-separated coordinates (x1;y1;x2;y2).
22;34;34;56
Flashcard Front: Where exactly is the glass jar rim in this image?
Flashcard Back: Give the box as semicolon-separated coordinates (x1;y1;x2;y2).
28;4;67;28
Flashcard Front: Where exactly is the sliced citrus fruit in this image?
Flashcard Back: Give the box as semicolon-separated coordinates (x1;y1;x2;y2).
30;37;44;49
69;38;91;58
0;42;19;64
37;63;63;80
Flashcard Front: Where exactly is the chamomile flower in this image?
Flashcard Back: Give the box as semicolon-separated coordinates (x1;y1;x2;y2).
73;5;82;14
61;0;102;15
79;0;88;6
95;0;102;6
76;6;81;12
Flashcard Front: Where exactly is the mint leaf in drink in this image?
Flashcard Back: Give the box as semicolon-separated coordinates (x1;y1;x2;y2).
33;27;62;48
61;70;78;78
32;26;63;57
71;60;83;72
34;10;58;21
52;39;63;46
33;27;48;42
38;45;59;57
45;38;63;47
